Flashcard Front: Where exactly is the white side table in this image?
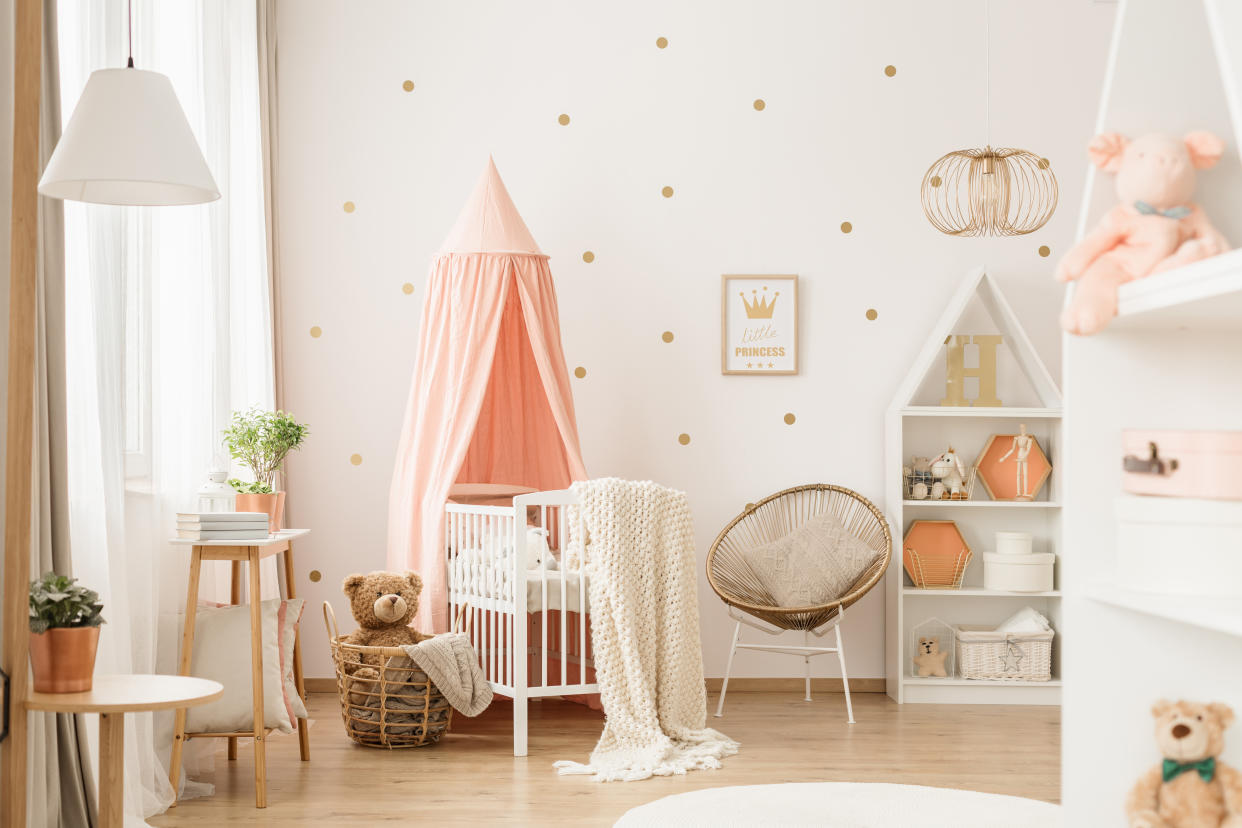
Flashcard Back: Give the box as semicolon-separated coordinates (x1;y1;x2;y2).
167;528;311;808
27;674;222;828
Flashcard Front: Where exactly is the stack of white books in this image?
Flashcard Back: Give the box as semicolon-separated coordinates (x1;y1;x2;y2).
176;512;271;541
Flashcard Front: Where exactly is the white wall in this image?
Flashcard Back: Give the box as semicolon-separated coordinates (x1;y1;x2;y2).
274;0;1115;681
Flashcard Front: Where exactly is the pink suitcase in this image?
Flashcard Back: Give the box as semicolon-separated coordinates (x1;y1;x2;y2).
1122;430;1242;500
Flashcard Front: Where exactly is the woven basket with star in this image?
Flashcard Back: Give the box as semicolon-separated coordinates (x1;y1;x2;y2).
955;626;1053;681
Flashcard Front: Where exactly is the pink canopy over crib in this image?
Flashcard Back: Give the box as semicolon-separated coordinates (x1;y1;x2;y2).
387;158;588;632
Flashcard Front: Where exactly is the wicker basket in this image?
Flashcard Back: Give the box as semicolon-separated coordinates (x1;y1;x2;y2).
955;625;1053;681
903;466;978;501
323;602;464;748
904;546;972;589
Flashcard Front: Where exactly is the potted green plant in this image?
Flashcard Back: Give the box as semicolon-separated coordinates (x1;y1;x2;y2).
29;572;105;693
222;407;309;531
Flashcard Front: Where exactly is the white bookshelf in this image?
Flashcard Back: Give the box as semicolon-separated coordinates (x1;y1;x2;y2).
885;268;1063;706
1062;1;1242;823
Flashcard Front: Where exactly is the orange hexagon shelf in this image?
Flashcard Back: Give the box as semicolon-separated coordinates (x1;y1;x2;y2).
975;432;1052;501
902;520;972;589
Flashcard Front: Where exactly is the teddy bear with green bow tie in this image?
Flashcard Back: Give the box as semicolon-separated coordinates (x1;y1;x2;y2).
1126;699;1242;828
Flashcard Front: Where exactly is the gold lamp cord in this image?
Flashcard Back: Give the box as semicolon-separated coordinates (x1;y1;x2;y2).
984;0;990;149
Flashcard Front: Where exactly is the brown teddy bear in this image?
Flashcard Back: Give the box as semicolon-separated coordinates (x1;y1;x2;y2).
1127;699;1242;828
912;636;949;678
341;571;431;703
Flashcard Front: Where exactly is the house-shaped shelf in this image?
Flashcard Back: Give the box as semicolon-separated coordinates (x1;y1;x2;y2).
884;266;1063;706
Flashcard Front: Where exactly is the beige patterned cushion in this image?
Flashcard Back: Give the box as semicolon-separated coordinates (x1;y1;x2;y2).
742;511;880;607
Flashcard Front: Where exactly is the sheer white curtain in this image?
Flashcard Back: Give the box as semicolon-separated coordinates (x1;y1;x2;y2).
58;0;273;823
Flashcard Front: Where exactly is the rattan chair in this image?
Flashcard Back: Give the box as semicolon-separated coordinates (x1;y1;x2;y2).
706;484;892;723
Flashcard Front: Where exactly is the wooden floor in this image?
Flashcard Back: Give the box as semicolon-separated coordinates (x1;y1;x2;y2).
150;691;1060;826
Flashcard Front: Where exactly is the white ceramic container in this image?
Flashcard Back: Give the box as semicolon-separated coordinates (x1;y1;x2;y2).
1116;494;1242;596
983;552;1055;592
994;531;1034;556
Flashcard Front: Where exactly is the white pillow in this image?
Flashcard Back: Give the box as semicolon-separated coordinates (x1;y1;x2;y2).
186;598;304;734
994;607;1052;635
742;511;881;607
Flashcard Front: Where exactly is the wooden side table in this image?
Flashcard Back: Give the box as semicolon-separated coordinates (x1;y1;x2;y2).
168;528;311;809
27;674;222;828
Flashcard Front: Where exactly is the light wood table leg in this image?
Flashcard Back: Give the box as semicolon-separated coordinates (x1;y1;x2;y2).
248;547;268;808
168;548;203;806
228;559;241;761
282;541;311;761
98;712;125;828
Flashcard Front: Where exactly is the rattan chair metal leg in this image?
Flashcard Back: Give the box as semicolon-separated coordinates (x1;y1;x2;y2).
835;621;855;725
803;630;812;702
714;621;742;718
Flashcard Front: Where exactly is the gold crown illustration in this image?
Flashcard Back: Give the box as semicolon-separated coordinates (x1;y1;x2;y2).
740;287;779;319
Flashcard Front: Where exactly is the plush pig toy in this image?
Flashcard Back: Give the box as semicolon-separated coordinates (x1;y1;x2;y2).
1056;131;1229;336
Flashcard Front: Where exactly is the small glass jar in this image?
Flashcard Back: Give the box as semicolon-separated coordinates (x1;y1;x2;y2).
196;470;235;514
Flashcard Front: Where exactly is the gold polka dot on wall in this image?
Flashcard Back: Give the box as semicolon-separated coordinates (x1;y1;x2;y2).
753;99;765;111
661;331;674;343
558;113;570;126
343;201;355;213
402;282;415;294
678;433;691;446
309;325;322;338
1038;158;1051;170
783;412;796;425
840;221;853;234
402;80;414;92
582;251;595;263
930;175;942;188
662;186;674;198
308;570;322;583
1038;245;1051;258
866;308;878;321
656;36;668;49
884;65;897;77
574;366;586;379
350;453;362;466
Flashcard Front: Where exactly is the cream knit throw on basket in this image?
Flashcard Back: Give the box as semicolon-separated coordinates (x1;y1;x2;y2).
554;478;738;782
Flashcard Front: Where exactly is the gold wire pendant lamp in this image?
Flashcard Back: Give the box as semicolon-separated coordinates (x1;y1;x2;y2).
921;2;1057;237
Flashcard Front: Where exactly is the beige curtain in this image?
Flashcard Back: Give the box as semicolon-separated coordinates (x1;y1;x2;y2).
257;0;284;413
29;0;96;824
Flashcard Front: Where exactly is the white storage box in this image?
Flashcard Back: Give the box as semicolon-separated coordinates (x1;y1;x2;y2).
983;552;1054;592
1116;494;1242;596
994;531;1033;555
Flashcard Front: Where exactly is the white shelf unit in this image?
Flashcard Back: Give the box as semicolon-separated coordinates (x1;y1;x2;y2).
1083;582;1242;639
885;268;1064;706
902;500;1061;509
1062;1;1242;823
903;588;1062;598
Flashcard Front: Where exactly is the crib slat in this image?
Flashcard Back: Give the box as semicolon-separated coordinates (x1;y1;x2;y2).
572;508;585;685
491;514;499;684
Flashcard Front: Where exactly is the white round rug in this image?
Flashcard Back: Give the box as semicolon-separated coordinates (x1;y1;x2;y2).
614;782;1060;827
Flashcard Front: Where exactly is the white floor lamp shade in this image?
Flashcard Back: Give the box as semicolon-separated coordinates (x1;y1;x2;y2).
38;68;220;206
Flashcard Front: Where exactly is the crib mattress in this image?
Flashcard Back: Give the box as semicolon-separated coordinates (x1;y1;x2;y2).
451;569;590;613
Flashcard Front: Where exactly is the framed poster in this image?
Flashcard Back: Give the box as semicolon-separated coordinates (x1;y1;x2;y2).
721;274;798;375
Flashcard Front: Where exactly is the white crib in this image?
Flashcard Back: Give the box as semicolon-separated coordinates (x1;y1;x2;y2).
445;485;596;756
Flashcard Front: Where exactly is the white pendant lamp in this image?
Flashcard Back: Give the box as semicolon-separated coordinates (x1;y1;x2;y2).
38;3;219;205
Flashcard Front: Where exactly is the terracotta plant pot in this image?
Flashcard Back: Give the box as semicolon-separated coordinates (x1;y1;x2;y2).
235;491;286;532
29;626;100;693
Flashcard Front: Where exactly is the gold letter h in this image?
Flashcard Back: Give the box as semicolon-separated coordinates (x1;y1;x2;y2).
941;335;1002;407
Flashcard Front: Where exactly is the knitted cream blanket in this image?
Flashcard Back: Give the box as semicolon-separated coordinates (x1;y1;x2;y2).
554;478;738;782
401;633;493;717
